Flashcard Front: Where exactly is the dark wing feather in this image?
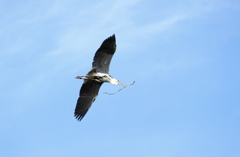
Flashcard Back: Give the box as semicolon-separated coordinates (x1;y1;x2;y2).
92;34;116;74
74;80;103;121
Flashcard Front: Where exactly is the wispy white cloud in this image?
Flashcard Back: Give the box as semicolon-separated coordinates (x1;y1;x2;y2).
134;14;187;35
128;0;227;36
0;0;233;118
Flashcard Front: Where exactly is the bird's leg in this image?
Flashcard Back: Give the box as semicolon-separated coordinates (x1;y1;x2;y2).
75;75;86;79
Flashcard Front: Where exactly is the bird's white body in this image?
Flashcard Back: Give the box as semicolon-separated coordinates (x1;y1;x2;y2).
90;72;119;85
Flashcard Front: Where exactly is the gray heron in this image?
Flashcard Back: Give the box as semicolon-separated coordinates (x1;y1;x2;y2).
74;34;128;121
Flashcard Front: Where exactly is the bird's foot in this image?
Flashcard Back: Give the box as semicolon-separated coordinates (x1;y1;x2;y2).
75;76;86;79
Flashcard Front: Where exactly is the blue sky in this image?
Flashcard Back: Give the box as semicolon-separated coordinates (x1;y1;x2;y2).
1;0;240;156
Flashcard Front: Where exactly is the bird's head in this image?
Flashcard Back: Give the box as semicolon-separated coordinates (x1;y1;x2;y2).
109;77;119;85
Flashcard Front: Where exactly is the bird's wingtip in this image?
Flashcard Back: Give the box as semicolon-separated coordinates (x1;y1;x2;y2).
103;34;116;43
111;34;115;40
74;113;84;121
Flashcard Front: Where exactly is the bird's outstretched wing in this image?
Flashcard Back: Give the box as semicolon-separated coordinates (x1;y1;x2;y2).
92;34;116;74
74;80;103;121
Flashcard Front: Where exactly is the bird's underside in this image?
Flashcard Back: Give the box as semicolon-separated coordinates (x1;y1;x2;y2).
74;34;133;121
75;68;126;87
74;68;126;121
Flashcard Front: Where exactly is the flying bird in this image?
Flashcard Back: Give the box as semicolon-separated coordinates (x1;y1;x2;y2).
74;34;127;121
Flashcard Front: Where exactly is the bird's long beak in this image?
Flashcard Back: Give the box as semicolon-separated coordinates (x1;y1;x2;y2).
118;82;126;88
